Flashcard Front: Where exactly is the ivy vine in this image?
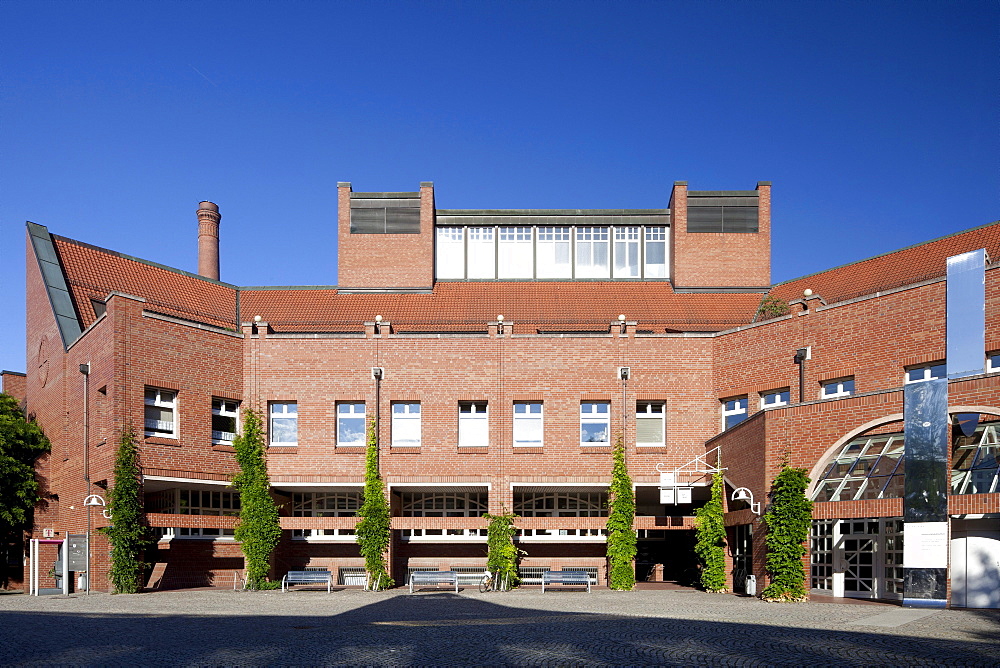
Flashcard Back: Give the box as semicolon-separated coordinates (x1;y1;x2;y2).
355;418;393;590
761;463;813;602
231;408;281;590
694;471;728;592
104;426;150;594
606;434;636;590
484;510;521;590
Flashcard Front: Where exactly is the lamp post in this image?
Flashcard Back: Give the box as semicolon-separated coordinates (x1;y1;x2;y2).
731;487;761;515
82;493;107;593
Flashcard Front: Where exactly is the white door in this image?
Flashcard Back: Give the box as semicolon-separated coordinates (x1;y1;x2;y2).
951;522;1000;609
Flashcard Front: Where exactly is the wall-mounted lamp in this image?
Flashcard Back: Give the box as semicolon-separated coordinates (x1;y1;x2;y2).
618;366;631;381
497;314;504;335
371;367;384;380
84;493;111;519
731;487;760;515
618;314;627;334
253;315;262;323
79;363;90;375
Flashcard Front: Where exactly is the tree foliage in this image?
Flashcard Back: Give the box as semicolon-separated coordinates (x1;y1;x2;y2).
0;393;51;587
231;408;281;590
606;434;636;590
694;472;727;592
355;419;393;590
105;426;150;593
755;295;790;321
484;510;520;590
761;464;813;602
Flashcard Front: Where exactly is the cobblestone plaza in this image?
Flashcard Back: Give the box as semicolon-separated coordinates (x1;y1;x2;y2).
2;588;997;666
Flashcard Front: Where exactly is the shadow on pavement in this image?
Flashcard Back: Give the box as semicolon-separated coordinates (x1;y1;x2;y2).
1;592;998;666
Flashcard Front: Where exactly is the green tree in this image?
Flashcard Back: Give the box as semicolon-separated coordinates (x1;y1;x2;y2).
761;463;813;602
355;419;393;590
606;434;636;590
484;510;520;590
231;408;281;590
105;426;150;593
754;295;790;321
0;393;51;588
694;472;727;592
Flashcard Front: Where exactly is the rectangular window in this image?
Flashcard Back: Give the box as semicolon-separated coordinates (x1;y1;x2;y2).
821;378;855;400
687;205;759;233
336;403;366;446
350;205;420;233
392;402;421;446
644;227;667;278
435;227;465;279
458;402;488;447
580;402;610;445
467;227;496;279
722;397;748;430
761;389;790;409
988;353;1000;373
513;402;543;446
144;388;177;438
636;402;665;446
211;398;239;445
613;227;640;278
177;489;240;537
269;402;298;445
536;227;572;278
575;227;610;278
905;362;946;384
498;227;533;278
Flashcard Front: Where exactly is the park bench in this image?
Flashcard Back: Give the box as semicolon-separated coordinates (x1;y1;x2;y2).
541;570;592;593
281;570;333;592
408;570;459;593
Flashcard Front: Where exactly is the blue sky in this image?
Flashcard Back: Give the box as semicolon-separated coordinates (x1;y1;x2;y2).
2;0;998;375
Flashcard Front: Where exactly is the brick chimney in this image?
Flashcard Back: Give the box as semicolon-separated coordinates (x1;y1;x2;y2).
197;201;221;281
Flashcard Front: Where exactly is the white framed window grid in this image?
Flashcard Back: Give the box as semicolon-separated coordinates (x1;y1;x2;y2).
905;362;946;384
988;352;1000;373
176;488;240;538
722;397;747;430
821;378;855;399
144;388;177;438
458;401;488;447
761;389;790;409
391;402;421;447
580;402;610;445
513;402;543;446
636;402;665;446
337;402;366;446
269;401;298;446
211;398;239;445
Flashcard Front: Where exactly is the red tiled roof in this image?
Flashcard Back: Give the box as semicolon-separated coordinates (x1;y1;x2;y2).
770;222;1000;305
240;283;764;333
53;237;237;330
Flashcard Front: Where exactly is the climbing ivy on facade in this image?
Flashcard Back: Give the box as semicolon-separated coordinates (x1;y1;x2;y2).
761;463;813;602
356;419;393;590
104;426;149;594
231;408;282;590
694;471;727;592
606;434;636;590
484;510;520;590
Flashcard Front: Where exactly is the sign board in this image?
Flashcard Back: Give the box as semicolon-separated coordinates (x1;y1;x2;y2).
66;534;88;571
659;488;675;504
42;528;54;538
659;471;675;487
676;487;692;504
904;522;948;569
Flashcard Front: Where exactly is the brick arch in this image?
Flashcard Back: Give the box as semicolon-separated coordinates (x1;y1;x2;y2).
805;405;1000;497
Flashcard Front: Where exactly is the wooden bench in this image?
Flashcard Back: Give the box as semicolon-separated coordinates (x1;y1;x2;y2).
408;570;459;593
281;570;333;592
541;570;592;593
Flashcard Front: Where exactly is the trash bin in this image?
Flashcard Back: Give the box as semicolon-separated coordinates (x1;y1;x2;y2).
745;574;756;596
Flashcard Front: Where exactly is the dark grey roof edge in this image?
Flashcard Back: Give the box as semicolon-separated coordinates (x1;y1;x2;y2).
770;219;1000;289
351;192;420;199
673;286;771;294
436;209;671;216
48;234;239;289
1;370;27;377
240;285;340;291
27;222;82;350
688;191;759;197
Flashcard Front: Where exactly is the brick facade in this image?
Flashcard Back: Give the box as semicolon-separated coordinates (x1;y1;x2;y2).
16;182;1000;604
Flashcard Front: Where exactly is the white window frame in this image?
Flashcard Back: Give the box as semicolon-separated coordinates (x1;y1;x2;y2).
580;402;610;446
269;401;298;446
644;226;668;278
466;227;496;279
513;402;543;447
435;227;465;279
575;227;610;278
336;402;366;447
211;398;239;445
536;227;572;278
760;389;790;409
175;488;240;538
458;401;489;447
497;226;533;279
391;402;421;447
635;402;665;446
988;352;1000;373
613;227;640;278
144;388;177;438
821;378;855;400
722;397;748;430
291;492;361;540
905;362;946;384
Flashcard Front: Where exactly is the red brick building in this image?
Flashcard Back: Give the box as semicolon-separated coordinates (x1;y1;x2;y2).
7;181;1000;606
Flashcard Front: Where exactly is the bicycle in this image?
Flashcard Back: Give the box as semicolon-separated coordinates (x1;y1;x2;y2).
479;570;495;593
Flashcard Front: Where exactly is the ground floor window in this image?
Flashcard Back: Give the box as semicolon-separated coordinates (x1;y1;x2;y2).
399;492;487;539
291;492;361;538
514;492;607;538
809;518;903;600
175;489;240;537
